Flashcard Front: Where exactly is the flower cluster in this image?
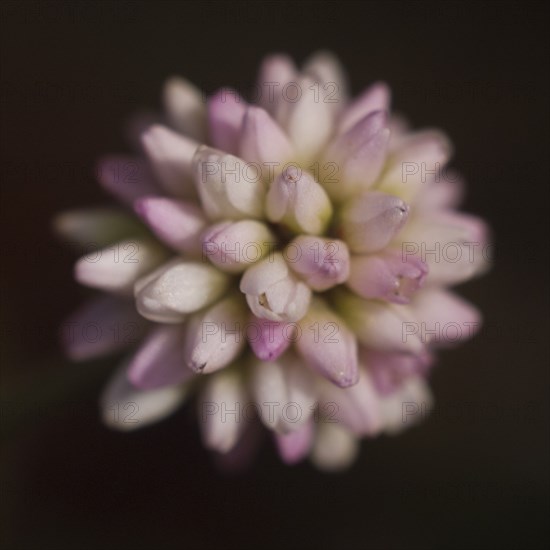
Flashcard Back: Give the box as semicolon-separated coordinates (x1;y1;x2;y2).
57;52;489;471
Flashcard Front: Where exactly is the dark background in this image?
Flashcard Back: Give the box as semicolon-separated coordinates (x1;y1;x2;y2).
1;1;548;549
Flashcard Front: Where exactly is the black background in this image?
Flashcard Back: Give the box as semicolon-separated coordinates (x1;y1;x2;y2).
1;1;549;549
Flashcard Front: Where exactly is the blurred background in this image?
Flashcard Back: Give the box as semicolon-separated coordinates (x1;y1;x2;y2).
1;1;548;548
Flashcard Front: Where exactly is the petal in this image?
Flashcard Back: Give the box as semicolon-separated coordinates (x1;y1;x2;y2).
75;239;166;295
311;423;359;471
100;363;186;431
127;324;194;389
251;352;316;433
362;349;433;395
286;236;350;291
134;196;206;254
54;208;144;247
96;155;157;205
61;295;147;361
141;125;198;198
256;53;298;116
163;76;207;141
340;191;409;253
318;369;383;436
183;294;247;374
409;288;481;347
296;298;359;388
378;376;433;434
239;105;294;166
201;219;275;273
337;81;391;134
239;252;288;295
275;418;314;465
207;88;247;154
266;166;332;235
242;257;311;323
192;146;265;220
276;76;334;159
378;130;452;203
135;258;230;322
398;212;490;285
246;316;293;361
333;288;424;354
347;251;428;304
198;369;247;453
303;50;348;106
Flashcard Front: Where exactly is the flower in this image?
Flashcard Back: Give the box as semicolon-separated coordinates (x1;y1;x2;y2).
57;51;490;471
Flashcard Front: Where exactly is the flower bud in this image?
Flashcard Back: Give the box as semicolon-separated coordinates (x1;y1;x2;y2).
251;352;316;433
183;294;248;374
318;368;383;436
141;124;198;198
101;363;186;432
296;298;359;388
207;88;247;155
75;239;166;295
246;316;293;362
134;258;229;323
333;288;424;354
275;418;314;465
347;250;427;304
311;423;358;472
202;219;275;273
340;191;409;253
239;106;294;166
128;324;194;389
163;76;206;141
266;166;332;235
286;236;350;291
337;81;390;134
192;146;265;220
134;196;206;254
197;368;247;453
324;110;390;201
240;253;311;323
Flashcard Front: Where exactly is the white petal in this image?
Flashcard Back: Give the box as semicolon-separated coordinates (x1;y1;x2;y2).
192;146;265;220
198;369;247;453
135;258;229;322
141;125;198;198
100;363;186;431
163;76;207;141
75;239;165;294
183;295;247;374
311;423;359;471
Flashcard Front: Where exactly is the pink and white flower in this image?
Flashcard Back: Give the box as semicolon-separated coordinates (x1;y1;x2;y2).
57;51;489;471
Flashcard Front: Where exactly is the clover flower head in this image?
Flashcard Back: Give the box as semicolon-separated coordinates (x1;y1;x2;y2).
57;52;490;471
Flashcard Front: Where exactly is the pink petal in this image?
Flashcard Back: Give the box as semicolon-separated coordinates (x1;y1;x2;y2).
239;105;294;165
247;316;293;361
140;125;198;198
61;295;147;361
275;418;314;465
127;324;194;389
340;191;410;253
134;196;206;254
207;88;247;154
96;155;157;205
286;236;350;291
256;54;297;116
337;81;391;134
296;299;359;388
410;289;482;347
347;251;428;304
362;349;433;395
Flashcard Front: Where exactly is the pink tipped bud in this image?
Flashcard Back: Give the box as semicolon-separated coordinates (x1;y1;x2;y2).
347;251;428;304
286;236;350;291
